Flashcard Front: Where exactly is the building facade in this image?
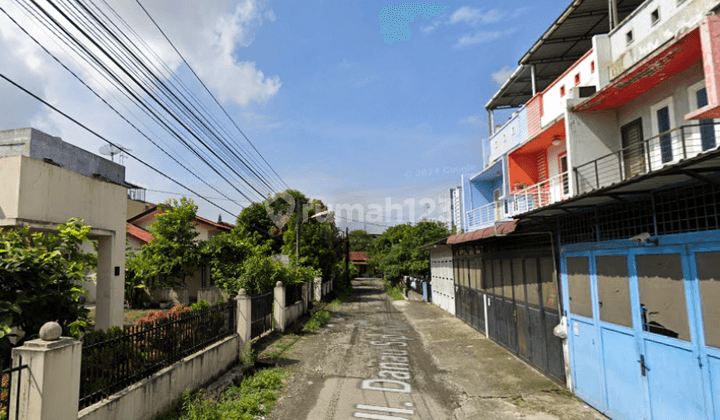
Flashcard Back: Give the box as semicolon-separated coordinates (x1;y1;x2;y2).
450;0;720;418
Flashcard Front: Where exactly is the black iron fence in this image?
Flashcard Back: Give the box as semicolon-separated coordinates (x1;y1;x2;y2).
250;290;274;339
285;283;303;307
78;301;236;409
1;357;27;420
575;123;720;195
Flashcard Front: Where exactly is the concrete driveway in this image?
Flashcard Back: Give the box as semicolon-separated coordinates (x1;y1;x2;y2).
268;278;606;420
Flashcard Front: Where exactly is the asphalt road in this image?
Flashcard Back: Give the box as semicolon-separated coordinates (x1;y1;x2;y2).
267;278;605;420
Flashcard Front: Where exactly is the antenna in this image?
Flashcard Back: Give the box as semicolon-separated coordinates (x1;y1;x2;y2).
99;144;131;165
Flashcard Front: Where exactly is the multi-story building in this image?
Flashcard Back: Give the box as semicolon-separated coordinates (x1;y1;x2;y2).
453;0;720;418
438;185;464;232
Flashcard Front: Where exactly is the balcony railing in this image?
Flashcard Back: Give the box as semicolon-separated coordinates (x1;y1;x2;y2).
574;123;720;195
466;200;510;231
512;172;570;214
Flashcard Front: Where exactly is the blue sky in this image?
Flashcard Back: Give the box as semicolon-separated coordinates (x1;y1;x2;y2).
0;0;570;233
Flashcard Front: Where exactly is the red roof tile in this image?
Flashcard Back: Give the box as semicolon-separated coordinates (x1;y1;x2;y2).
349;251;369;261
126;223;154;244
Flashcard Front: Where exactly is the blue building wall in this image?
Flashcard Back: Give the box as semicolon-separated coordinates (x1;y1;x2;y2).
487;106;528;165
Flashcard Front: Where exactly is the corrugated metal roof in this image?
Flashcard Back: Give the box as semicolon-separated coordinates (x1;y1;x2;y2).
447;220;519;244
486;0;645;110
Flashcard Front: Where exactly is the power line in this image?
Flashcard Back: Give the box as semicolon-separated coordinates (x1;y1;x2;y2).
17;0;278;201
133;0;289;192
0;5;246;209
0;72;238;219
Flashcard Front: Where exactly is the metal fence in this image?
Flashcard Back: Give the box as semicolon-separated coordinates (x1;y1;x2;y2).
78;302;236;409
1;357;27;420
250;290;274;339
285;283;303;307
574;123;720;195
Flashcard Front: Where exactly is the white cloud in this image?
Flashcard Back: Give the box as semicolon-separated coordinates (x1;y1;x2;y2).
455;28;516;49
491;66;515;85
455;31;504;48
460;115;481;124
0;0;284;220
449;6;504;25
421;20;441;34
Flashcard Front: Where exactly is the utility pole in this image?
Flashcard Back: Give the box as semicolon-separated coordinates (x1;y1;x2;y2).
345;226;349;287
296;197;301;262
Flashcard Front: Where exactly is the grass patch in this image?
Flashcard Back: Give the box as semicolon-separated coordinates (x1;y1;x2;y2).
329;284;354;309
303;310;331;332
382;279;404;300
155;367;287;420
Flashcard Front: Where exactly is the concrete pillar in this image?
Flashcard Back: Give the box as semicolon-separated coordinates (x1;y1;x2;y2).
273;282;285;333
700;15;720;115
236;289;251;348
94;234;124;330
12;336;81;420
313;277;322;301
301;283;309;314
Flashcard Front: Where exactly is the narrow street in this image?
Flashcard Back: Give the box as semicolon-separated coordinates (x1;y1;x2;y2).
269;278;606;420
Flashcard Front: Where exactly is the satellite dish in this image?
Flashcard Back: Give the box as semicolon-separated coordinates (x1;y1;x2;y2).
99;144;131;164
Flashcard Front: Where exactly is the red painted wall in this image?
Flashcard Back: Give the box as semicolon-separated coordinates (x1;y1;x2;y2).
526;95;543;139
508;152;539;193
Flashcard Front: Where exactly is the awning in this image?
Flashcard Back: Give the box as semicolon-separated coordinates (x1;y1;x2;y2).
574;28;702;112
486;0;645;110
447;220;519;245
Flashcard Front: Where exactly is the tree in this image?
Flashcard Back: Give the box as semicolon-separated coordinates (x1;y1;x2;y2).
200;232;266;293
143;198;200;286
370;220;450;280
348;230;375;252
0;218;94;360
233;202;284;255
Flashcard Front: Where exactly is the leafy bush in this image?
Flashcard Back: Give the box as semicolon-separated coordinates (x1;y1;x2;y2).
161;368;286;420
190;300;210;312
383;279;404;301
303;310;331;332
0;218;94;360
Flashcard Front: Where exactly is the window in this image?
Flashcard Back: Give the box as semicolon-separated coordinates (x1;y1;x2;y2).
596;255;632;327
657;106;673;163
637;254;690;341
626;30;634;45
689;81;717;151
560;85;566;97
574;73;581;86
559;154;569;195
696;252;720;349
590;60;595;73
567;256;592;318
651;8;660;26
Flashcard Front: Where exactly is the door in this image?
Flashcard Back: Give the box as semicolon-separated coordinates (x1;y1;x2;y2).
559;154;569;198
595;254;646;420
621;118;645;179
634;249;706;420
494;189;501;221
694;87;717;151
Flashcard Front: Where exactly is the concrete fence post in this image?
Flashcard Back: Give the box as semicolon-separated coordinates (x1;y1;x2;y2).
301;283;309;314
236;289;251;349
273;281;286;333
11;323;81;420
313;277;322;301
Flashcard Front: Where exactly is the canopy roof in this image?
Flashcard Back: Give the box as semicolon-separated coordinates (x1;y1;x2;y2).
486;0;645;110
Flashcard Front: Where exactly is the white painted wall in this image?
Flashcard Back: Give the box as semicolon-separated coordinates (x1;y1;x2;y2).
430;247;455;316
617;62;705;167
78;335;239;420
607;0;715;79
542;51;599;128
